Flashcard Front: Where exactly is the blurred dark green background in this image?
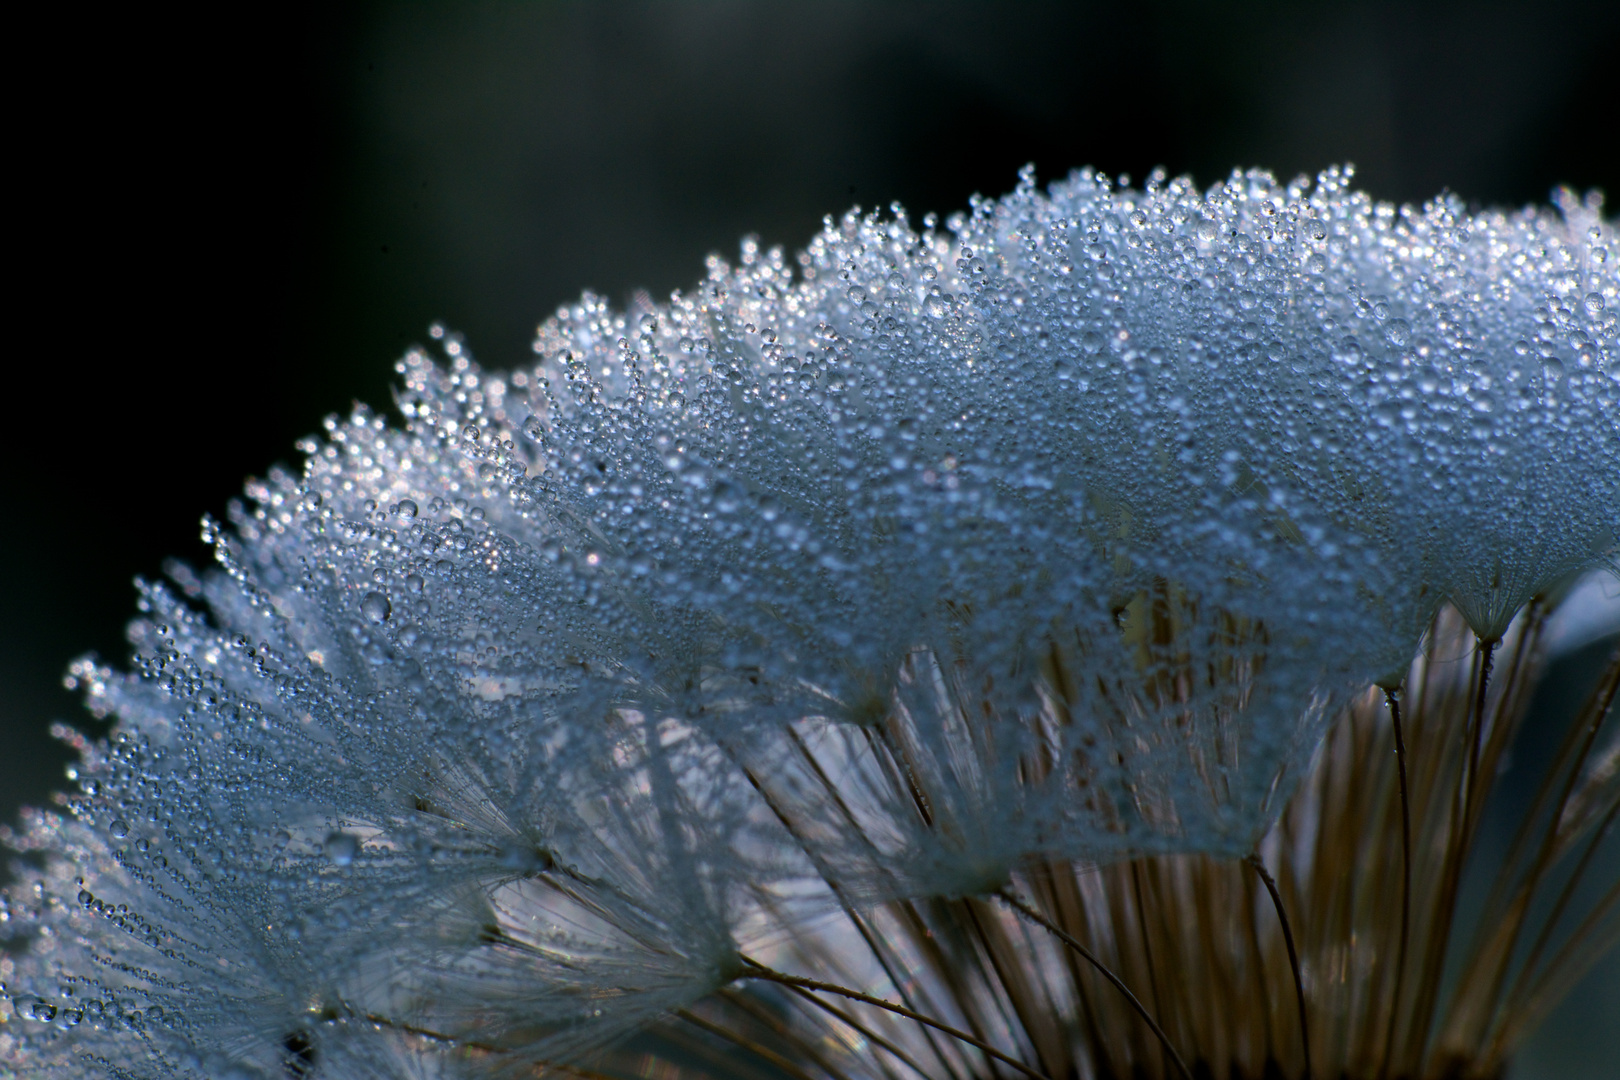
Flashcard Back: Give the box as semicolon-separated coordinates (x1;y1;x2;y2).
5;2;1616;1073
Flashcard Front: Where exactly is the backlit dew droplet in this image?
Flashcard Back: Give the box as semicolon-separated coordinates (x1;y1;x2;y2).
324;832;358;867
1384;319;1410;347
1585;292;1606;314
397;498;418;519
361;592;391;623
108;819;129;838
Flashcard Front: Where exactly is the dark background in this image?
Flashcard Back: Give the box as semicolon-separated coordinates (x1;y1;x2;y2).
5;2;1617;1073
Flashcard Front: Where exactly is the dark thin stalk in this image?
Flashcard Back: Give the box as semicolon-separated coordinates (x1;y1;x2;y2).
1131;860;1172;1080
718;986;863;1080
1470;645;1620;1040
1378;687;1413;1080
747;759;968;1080
1482;644;1616;919
960;896;1055;1077
1464;638;1500;835
1248;853;1313;1080
1523;794;1620;982
782;980;936;1080
1486;795;1620;1067
847;904;972;1080
871;723;936;828
1496;877;1620;1056
649;1018;806;1080
740;958;1056;1080
997;886;1193;1080
678;1007;821;1080
1032;861;1117;1075
1242;861;1277;1055
1410;634;1499;1065
893;897;1013;1075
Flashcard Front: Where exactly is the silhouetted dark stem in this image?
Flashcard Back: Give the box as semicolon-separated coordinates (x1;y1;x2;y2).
1378;686;1413;1080
738;740;970;1080
678;1007;820;1080
1465;638;1499;828
997;887;1193;1080
781;981;936;1080
1248;853;1313;1080
1480;644;1619;1060
741;957;1056;1080
1493;877;1620;1058
1411;635;1501;1062
716;986;863;1080
1521;796;1620;984
1131;860;1171;1080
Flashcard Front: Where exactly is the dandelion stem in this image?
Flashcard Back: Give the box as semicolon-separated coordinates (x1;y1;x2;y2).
1493;875;1620;1056
716;986;864;1080
1248;853;1313;1080
1378;686;1413;1080
1476;643;1619;1055
777;980;937;1080
1464;637;1500;836
1481;647;1620;1064
677;1007;822;1080
740;737;972;1080
996;886;1193;1080
1130;860;1171;1080
739;956;1057;1080
1410;633;1502;1064
1516;796;1620;989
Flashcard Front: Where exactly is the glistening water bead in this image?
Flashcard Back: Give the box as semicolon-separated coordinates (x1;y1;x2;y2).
360;592;391;623
0;164;1615;1079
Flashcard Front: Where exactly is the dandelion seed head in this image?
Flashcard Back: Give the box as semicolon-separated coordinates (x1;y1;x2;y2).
3;165;1615;1076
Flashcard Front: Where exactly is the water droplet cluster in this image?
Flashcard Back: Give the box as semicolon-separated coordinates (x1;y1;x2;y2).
3;165;1614;1075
